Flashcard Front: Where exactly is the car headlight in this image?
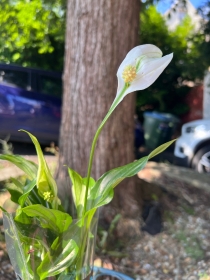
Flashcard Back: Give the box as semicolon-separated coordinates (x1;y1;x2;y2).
185;126;196;133
186;125;208;134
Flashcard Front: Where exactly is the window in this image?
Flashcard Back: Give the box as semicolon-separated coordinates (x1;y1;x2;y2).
0;68;29;90
38;74;62;97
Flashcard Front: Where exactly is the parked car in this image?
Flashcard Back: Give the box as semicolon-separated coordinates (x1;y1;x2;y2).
174;119;210;173
0;63;62;144
0;64;142;149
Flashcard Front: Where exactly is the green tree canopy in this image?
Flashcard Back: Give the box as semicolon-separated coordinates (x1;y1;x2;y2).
0;0;66;70
137;5;205;118
198;0;210;67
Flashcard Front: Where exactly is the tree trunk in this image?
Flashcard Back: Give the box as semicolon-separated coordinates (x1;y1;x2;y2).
57;0;141;220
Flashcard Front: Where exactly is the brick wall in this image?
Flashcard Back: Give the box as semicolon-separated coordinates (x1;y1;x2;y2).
181;85;203;123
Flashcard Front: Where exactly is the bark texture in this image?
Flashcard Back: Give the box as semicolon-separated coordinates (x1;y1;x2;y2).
57;0;141;218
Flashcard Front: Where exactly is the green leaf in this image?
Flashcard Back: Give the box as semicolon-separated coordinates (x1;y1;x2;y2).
6;178;23;204
83;177;95;189
86;140;175;214
68;168;85;218
28;187;46;205
0;206;7;213
0;154;38;180
7;186;23;204
37;217;97;279
14;208;32;225
18;179;36;207
3;211;32;279
68;168;96;218
10;177;24;190
19;130;60;208
148;140;176;159
12;52;20;61
22;205;72;234
37;238;79;280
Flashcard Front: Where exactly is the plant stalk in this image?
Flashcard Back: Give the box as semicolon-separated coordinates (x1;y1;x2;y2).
83;84;128;214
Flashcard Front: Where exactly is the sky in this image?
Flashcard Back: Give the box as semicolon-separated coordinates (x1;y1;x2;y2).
157;0;204;14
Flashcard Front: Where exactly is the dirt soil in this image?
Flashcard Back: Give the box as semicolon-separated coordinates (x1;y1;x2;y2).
0;159;210;280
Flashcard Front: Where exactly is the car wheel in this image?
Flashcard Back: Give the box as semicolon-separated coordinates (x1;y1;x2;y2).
192;145;210;173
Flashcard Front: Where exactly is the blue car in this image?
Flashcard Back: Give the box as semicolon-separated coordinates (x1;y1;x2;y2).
0;64;62;144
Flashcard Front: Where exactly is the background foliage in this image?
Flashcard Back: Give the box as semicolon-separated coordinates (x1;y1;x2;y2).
198;0;210;67
0;0;66;71
137;5;206;119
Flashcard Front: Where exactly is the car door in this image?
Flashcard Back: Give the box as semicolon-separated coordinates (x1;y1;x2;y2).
0;65;62;144
0;66;36;142
28;71;62;144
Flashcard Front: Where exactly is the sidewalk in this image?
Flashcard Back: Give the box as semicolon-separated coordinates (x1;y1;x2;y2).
0;155;57;183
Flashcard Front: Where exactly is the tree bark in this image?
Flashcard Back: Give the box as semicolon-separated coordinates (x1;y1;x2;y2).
57;0;141;219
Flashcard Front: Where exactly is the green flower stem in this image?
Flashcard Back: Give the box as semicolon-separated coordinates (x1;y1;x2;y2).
75;215;98;280
84;84;129;214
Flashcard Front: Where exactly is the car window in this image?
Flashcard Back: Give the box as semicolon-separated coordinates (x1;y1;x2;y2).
38;74;62;97
0;68;29;90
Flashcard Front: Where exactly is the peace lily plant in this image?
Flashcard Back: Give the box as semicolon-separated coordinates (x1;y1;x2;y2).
0;44;173;280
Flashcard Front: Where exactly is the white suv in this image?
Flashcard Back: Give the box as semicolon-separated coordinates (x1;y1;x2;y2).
174;119;210;173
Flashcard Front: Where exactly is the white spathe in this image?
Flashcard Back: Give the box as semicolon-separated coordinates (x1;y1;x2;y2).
116;44;173;101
